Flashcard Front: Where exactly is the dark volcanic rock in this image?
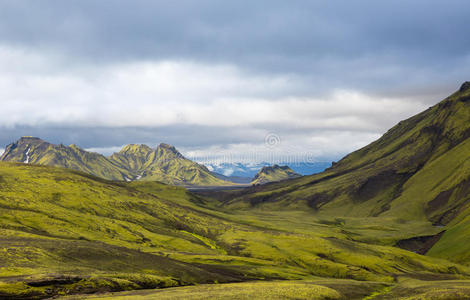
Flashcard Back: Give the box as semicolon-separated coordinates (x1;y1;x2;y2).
459;81;470;93
396;231;445;255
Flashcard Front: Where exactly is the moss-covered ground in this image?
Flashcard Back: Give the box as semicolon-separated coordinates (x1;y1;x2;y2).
0;162;469;299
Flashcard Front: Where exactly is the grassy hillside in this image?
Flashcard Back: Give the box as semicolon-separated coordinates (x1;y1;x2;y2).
251;165;301;185
62;279;470;300
217;83;470;265
63;280;387;299
1;162;469;298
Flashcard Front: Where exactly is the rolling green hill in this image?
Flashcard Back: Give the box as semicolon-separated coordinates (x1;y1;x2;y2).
62;279;470;300
218;82;470;265
0;139;231;186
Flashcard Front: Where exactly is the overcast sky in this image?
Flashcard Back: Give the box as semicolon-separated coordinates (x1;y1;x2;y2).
0;0;469;163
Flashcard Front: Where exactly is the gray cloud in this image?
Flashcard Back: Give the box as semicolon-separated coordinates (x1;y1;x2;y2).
0;124;266;150
0;1;468;162
0;1;469;94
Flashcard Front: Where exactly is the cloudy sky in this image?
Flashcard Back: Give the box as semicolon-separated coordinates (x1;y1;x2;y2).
0;0;469;163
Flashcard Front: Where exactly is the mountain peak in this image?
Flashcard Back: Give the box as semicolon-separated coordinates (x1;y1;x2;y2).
119;144;152;155
1;137;47;163
260;164;289;173
69;144;81;149
459;81;470;93
17;136;44;145
157;143;183;158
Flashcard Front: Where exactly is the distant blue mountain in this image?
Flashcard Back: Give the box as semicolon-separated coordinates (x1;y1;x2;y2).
205;161;331;179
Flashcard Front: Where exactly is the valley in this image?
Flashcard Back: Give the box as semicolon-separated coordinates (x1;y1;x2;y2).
0;83;468;299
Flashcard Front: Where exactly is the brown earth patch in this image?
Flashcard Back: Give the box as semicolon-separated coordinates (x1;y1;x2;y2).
395;231;445;255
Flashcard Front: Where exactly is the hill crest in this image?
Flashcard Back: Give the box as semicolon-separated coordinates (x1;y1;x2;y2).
251;164;301;185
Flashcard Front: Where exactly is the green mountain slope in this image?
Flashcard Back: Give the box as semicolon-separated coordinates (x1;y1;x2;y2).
221;82;470;264
110;143;231;186
0;137;129;180
0;139;231;186
1;162;469;298
109;144;154;175
251;165;301;185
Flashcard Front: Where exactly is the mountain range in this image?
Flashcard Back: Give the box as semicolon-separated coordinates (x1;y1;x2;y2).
0;138;231;186
0;138;315;186
204;161;331;178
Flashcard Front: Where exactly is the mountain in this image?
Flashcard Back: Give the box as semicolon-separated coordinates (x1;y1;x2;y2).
111;143;231;186
0;139;232;186
109;143;155;175
220;82;470;264
0;136;129;180
251;165;301;185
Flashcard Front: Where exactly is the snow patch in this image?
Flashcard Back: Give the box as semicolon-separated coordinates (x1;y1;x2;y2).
23;148;31;163
222;168;234;176
124;177;131;182
135;174;142;180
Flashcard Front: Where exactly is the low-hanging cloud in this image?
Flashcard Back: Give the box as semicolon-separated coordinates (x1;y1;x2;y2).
0;46;427;130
